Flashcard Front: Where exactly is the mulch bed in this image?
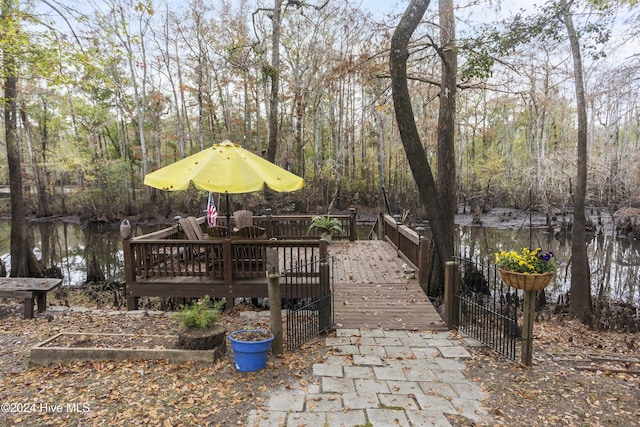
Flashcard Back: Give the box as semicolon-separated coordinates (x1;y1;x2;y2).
42;333;178;349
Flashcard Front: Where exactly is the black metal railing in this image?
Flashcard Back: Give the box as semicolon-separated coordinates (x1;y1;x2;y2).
454;257;520;361
283;256;333;351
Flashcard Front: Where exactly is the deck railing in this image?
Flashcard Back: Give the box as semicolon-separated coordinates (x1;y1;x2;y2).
123;216;332;310
373;213;435;291
239;210;357;241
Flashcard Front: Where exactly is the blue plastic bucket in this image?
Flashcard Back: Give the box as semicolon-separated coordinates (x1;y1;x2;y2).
228;330;274;372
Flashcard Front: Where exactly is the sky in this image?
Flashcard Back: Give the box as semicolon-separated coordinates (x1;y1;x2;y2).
359;0;408;17
358;0;559;22
356;0;635;56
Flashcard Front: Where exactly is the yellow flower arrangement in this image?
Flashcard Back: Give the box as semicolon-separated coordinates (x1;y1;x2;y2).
495;247;557;274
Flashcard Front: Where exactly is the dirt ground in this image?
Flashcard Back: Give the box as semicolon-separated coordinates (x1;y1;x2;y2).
0;289;639;426
459;315;640;426
0;293;327;427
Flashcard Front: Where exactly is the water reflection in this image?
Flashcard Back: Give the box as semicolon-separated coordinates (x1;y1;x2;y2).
0;220;161;287
0;220;638;305
457;225;640;305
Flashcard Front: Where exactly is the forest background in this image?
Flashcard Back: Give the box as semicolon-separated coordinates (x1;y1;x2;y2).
0;0;639;226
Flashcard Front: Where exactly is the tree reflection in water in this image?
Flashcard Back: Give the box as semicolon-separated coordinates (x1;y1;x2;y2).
0;220;638;306
0;220;160;287
458;225;640;306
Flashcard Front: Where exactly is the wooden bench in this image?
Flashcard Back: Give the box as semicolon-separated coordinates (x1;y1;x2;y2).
0;278;63;319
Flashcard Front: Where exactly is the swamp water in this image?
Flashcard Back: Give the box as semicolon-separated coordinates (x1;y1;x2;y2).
0;218;638;306
0;219;159;287
458;224;640;306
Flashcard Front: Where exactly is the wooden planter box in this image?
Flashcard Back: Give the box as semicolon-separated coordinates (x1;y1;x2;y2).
30;332;225;366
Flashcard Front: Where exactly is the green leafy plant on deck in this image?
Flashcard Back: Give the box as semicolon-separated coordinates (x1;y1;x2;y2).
172;297;225;330
308;214;343;236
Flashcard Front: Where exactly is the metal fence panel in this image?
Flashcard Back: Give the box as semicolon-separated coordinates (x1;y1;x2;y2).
454;257;520;361
283;256;333;351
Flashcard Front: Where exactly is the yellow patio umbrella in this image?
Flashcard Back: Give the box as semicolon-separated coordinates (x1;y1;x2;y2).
144;140;304;227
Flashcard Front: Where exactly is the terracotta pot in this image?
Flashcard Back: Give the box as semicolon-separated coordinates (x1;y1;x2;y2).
498;269;555;292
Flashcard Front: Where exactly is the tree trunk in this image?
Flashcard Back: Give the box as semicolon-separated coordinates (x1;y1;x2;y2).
115;1;150;199
3;0;43;278
561;0;592;324
435;0;457;291
390;0;455;297
175;35;192;155
266;0;282;164
313;95;325;209
20;105;51;218
374;110;388;214
160;8;186;159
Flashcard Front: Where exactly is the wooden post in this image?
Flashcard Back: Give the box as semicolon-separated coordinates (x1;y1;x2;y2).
521;290;536;367
393;214;401;253
317;239;331;329
349;207;357;241
444;261;459;329
223;239;233;311
36;291;47;313
377;212;384;241
266;247;283;355
23;297;34;319
319;238;328;259
416;227;429;291
265;208;273;238
123;239;138;311
318;259;332;331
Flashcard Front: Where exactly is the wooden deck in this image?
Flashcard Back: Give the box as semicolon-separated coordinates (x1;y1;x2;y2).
329;240;445;331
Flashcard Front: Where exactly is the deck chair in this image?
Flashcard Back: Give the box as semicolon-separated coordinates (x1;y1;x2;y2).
233;210;254;230
235;226;267;240
178;217;204;241
178;217;207;261
206;225;230;239
205;225;228;274
232;227;267;280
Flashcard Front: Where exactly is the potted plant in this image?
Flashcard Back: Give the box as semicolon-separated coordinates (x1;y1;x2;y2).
228;328;274;372
308;214;343;243
172;297;227;354
495;247;557;291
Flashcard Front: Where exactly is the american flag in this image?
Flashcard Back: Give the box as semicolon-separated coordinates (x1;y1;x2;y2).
207;192;218;227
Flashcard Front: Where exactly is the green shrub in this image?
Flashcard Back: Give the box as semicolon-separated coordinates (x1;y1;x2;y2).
172;297;225;330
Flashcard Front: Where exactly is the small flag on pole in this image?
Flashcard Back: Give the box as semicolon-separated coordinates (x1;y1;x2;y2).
207;192;218;227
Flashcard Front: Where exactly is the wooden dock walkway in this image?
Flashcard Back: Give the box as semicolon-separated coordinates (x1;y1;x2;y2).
329;240;445;331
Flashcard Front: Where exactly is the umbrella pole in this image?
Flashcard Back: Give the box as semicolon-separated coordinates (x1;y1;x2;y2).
226;192;231;233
